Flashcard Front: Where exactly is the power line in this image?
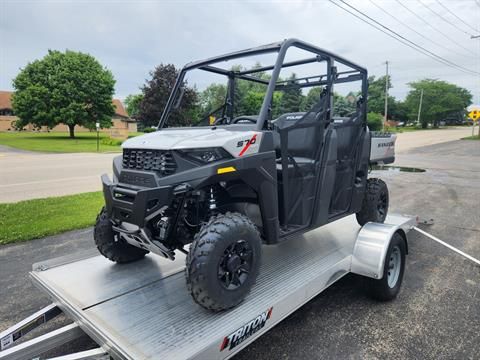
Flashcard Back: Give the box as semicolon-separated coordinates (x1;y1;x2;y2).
418;0;475;37
329;0;480;75
394;0;472;54
435;0;479;35
368;0;473;59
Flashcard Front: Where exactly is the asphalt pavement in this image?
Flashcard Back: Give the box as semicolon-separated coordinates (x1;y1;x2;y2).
0;137;479;359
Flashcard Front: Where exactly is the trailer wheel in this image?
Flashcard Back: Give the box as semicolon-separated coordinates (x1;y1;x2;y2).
356;178;389;226
367;233;406;301
94;207;148;263
186;212;262;312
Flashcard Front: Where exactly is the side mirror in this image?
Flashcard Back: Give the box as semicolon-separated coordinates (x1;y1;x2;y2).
173;86;185;110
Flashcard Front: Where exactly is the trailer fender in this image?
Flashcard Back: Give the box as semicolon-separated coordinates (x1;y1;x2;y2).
350;222;408;279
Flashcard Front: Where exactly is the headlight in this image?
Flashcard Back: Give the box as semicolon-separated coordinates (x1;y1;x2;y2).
178;147;232;164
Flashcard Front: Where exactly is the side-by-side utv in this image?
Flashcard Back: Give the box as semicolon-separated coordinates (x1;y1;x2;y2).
94;39;397;311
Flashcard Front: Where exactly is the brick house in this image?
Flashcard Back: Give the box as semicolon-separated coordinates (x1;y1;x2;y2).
0;91;137;136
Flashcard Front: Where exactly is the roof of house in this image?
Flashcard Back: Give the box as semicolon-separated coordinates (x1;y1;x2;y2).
112;99;129;118
0;90;130;119
0;91;13;110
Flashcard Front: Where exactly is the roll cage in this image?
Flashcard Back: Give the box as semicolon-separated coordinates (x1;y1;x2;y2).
158;38;368;130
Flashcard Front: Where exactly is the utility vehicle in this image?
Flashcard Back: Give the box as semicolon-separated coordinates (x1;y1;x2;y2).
95;39;396;311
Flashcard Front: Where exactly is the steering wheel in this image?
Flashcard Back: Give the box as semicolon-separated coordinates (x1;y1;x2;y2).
232;116;257;124
212;116;228;125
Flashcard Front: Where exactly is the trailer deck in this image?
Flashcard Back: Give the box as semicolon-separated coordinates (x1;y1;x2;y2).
1;214;415;360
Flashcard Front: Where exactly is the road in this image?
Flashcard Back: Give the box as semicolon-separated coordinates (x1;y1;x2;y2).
0;127;474;203
0;146;117;203
0;136;478;359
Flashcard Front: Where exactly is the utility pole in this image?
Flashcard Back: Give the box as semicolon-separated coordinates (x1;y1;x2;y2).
384;61;389;131
417;89;424;126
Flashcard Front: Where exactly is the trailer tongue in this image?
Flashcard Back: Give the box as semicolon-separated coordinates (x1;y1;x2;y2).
0;214;415;360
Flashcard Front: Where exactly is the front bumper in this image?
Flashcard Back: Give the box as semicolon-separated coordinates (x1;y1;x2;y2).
102;174;173;228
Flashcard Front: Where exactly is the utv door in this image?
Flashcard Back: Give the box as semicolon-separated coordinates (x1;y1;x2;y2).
273;93;329;232
328;105;368;217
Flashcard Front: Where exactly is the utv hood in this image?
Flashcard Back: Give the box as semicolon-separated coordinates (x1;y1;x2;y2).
122;128;262;158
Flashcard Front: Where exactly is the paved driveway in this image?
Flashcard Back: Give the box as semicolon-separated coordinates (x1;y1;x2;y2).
0;146;117;203
394;127;473;153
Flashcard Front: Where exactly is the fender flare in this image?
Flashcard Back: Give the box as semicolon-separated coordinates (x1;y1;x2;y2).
350;221;409;280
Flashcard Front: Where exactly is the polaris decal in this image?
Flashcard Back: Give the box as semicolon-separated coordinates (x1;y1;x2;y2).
238;134;257;157
220;307;273;351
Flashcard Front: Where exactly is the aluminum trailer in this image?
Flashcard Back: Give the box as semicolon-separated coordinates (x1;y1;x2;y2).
0;214;416;360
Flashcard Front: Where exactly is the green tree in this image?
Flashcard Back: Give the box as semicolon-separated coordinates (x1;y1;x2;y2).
368;75;391;115
301;87;322;111
367;112;383;131
404;79;472;128
124;94;143;118
139;64;198;128
333;92;356;117
12;50;115;138
278;73;304;114
199;83;227;115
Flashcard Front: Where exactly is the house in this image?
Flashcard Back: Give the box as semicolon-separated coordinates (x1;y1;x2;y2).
0;91;17;131
0;91;137;136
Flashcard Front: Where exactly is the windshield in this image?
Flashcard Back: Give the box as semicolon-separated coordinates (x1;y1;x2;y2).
161;62;275;129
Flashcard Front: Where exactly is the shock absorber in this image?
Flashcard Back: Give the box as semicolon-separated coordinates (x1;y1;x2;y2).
207;185;219;218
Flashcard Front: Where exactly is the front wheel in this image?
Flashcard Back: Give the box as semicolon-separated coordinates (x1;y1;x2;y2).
185;212;262;312
366;233;406;301
94;207;149;263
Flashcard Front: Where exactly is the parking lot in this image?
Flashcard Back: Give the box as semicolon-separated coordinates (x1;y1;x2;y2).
0;135;479;359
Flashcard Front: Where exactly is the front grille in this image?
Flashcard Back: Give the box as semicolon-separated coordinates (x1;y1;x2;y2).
122;149;176;176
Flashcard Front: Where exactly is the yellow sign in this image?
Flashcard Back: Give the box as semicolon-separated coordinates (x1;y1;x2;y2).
468;110;479;121
209;116;216;125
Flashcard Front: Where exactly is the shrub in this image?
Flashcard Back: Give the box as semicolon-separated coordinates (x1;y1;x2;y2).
367;112;383;131
100;137;123;146
143;127;157;133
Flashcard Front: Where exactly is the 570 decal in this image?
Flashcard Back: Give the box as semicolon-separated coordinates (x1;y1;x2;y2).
237;134;257;157
220;307;273;351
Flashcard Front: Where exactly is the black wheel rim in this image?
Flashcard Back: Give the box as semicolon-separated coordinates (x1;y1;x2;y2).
218;240;253;290
377;192;388;218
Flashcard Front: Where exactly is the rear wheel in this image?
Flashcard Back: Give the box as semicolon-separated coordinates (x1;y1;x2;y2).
356;178;389;226
367;233;406;301
185;212;262;312
94;207;148;263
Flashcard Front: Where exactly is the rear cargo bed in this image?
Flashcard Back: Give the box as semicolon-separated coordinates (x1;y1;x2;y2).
370;132;396;165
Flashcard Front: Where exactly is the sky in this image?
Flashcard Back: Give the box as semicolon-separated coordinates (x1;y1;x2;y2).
1;0;479;104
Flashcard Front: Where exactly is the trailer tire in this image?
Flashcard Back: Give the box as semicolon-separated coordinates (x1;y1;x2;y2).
94;207;148;263
356;178;389;226
367;232;406;301
186;212;262;312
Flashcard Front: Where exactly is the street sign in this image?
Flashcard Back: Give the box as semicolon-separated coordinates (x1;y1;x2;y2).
468;110;479;121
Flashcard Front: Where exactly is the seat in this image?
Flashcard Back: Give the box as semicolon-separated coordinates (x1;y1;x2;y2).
272;112;318;178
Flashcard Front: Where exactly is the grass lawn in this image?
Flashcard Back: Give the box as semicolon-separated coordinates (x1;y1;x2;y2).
0;131;142;153
0;192;104;245
461;135;480;140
